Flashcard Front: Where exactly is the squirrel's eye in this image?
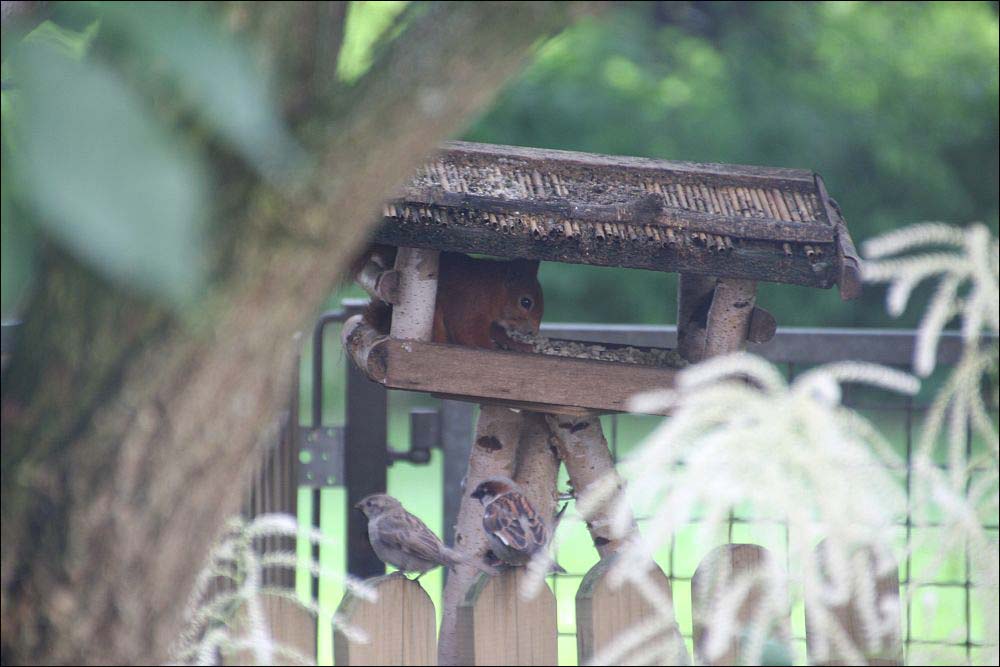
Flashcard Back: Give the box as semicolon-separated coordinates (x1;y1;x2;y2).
520;297;533;310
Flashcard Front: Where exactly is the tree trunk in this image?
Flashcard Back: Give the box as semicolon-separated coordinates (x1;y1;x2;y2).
0;3;591;664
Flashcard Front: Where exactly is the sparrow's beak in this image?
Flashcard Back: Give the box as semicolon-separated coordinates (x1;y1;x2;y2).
353;501;363;510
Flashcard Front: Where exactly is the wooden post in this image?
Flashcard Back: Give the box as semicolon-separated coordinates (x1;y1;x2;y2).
334;574;437;666
390;247;440;340
805;541;902;666
544;415;635;558
691;544;791;666
438;405;523;665
456;569;558;665
576;555;688;666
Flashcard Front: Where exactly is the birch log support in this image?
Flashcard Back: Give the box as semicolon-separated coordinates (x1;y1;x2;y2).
438;405;523;666
513;412;561;545
703;278;758;358
355;247;401;304
390;247;440;340
676;274;718;363
544;415;635;559
341;315;389;382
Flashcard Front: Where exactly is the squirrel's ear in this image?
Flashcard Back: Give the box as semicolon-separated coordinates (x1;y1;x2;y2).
506;258;540;284
515;258;541;277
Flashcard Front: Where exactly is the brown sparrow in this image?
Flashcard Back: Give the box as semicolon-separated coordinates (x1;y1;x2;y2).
471;477;563;571
355;493;493;579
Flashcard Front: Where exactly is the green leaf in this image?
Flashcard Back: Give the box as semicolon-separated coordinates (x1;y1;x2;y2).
99;2;304;178
10;41;206;304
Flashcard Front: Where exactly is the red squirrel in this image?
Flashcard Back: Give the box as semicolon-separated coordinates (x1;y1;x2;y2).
358;245;543;351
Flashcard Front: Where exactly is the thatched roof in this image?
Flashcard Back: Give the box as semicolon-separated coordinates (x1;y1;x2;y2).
375;141;860;298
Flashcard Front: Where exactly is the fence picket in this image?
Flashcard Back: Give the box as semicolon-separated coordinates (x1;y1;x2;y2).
224;594;317;666
576;555;689;665
334;573;437;666
457;569;558;665
805;541;902;666
691;544;791;666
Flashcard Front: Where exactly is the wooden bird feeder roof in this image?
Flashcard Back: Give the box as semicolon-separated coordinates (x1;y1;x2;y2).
375;141;861;299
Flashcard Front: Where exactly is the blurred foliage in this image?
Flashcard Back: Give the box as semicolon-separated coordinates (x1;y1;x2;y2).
1;1;998;331
467;1;1000;327
0;2;296;315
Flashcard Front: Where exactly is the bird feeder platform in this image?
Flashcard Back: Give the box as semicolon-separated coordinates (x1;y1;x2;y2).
346;141;860;416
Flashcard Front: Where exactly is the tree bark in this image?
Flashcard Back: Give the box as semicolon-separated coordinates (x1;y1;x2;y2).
0;3;591;664
438;404;522;666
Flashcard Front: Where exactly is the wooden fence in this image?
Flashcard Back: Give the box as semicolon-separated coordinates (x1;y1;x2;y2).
232;537;902;666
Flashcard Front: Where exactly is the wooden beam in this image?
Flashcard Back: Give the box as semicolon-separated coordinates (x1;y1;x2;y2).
374;335;679;414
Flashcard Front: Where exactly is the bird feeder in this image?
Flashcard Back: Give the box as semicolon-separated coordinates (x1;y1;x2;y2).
340;141;862;665
343;140;861;416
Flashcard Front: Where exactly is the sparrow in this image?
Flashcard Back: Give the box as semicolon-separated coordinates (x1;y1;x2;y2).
471;477;564;572
355;493;493;579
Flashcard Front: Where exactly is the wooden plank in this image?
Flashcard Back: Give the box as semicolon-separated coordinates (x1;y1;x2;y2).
456;569;558;666
576;556;689;665
378;337;680;415
691;544;791;666
805;541;902;666
225;594;317;666
334;574;437;666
